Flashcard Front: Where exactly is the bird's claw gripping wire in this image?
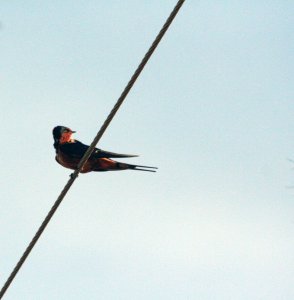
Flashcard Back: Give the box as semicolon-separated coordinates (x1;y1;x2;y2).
70;173;78;179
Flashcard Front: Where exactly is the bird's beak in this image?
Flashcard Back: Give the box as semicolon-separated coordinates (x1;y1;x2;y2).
71;130;76;133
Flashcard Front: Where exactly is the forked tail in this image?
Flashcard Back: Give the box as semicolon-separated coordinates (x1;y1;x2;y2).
93;159;158;172
128;164;158;173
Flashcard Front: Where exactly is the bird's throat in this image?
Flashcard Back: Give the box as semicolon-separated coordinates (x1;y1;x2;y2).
60;133;73;144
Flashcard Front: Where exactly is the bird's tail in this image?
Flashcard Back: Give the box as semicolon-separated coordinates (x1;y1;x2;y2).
92;158;157;172
127;163;158;173
114;162;157;172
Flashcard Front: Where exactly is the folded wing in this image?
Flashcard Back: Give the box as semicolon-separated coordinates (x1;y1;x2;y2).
60;140;138;159
93;148;138;158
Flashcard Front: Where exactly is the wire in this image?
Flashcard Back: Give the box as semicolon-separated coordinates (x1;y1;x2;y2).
0;0;185;298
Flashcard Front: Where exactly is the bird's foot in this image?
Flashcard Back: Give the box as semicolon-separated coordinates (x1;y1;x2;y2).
70;172;78;179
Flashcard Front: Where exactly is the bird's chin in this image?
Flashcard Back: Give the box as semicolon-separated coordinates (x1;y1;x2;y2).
60;133;73;144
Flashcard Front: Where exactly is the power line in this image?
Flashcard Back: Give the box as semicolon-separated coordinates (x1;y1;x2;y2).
0;0;185;298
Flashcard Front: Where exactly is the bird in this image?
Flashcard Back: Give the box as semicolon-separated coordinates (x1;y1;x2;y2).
52;126;157;173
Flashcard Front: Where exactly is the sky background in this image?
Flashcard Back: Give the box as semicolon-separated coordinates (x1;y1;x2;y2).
1;1;294;299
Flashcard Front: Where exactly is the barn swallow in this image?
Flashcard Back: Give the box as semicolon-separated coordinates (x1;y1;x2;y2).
52;126;157;173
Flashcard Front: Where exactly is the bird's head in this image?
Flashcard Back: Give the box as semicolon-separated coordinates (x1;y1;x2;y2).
53;126;76;144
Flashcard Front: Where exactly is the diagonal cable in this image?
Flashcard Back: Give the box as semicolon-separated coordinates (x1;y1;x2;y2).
0;0;185;298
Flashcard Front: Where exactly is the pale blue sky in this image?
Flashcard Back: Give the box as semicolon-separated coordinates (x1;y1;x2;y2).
1;1;294;299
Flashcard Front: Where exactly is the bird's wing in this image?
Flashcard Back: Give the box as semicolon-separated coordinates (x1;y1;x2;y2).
92;148;138;158
60;140;138;159
59;140;89;159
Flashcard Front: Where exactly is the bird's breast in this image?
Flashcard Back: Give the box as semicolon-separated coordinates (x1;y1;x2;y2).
55;150;94;173
55;151;79;170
